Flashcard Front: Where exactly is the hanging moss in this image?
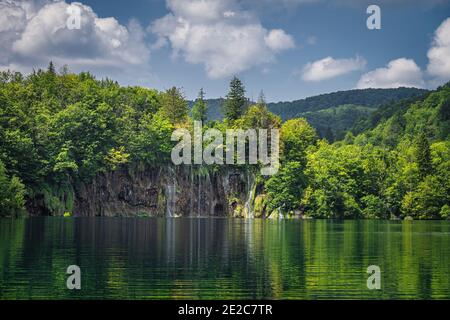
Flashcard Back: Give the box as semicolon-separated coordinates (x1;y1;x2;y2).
39;182;75;216
254;194;267;218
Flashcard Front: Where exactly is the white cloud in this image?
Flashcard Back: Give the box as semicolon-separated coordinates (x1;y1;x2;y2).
357;58;424;89
150;0;295;79
264;29;295;52
301;55;366;81
0;1;27;64
166;0;233;22
0;0;151;83
427;17;450;80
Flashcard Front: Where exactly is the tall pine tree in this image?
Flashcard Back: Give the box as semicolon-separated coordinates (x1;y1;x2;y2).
415;132;433;179
160;87;188;125
223;76;247;121
192;88;208;122
257;90;267;107
47;61;56;74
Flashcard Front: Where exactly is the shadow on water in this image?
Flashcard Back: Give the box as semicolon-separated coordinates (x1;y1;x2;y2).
0;217;449;299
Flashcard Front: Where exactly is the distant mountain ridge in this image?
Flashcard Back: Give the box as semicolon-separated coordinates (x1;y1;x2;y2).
191;87;427;120
190;87;428;141
267;87;428;120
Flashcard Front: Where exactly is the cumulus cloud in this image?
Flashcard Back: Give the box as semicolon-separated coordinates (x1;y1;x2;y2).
0;0;151;82
301;55;366;81
150;0;295;79
356;58;424;89
264;29;295;52
427;17;450;80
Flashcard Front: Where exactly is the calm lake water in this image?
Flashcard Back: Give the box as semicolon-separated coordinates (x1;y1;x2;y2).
0;217;449;299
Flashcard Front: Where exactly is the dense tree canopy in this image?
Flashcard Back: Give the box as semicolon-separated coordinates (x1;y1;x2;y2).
223;76;248;121
0;160;25;217
192;88;208;123
0;65;448;219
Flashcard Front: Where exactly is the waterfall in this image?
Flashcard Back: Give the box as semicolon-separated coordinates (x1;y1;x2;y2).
166;166;177;217
245;171;255;219
205;169;213;216
192;165;214;217
197;167;201;217
189;166;194;217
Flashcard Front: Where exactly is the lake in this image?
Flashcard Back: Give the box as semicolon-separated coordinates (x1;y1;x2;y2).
0;217;449;299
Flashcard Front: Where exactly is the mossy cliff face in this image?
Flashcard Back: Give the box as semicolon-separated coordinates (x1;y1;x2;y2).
27;165;261;217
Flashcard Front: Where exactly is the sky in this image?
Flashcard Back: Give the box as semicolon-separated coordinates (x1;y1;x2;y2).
0;0;449;102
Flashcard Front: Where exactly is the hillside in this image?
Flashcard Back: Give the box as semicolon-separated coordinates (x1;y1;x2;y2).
0;67;448;220
193;87;428;140
353;82;450;146
268;87;427;119
297;82;450;220
295;104;373;141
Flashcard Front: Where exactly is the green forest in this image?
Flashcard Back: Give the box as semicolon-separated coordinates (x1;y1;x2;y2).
0;64;449;219
198;87;427;140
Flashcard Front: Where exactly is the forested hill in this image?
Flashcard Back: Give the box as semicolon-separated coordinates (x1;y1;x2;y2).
267;87;427;120
194;88;428;141
295;81;450;220
196;88;427;121
0;66;448;219
351;81;450;147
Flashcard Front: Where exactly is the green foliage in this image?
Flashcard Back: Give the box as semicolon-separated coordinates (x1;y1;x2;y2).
0;68;172;215
199;88;426;125
53;142;78;174
440;204;450;219
269;87;427;120
358;87;450;147
159;87;189;125
0;66;447;220
237;102;281;130
280;118;317;164
401;175;447;219
223;76;248;121
294;85;450;219
192;88;208;122
129;113;174;164
265;161;306;213
414;132;432;179
301;142;363;218
361;195;387;219
0;160;26;217
105;146;130;170
296;104;373;141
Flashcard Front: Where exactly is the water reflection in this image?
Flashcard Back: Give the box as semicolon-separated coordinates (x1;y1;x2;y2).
0;218;449;299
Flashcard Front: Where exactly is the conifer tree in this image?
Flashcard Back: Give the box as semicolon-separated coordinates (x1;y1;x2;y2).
160;87;189;125
47;61;56;75
415;132;433;179
192;88;208;122
223;76;247;121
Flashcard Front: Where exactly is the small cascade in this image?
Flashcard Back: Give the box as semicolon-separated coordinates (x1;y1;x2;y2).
197;167;202;217
189;167;194;217
245;171;256;219
222;170;230;195
204;169;213;215
166;166;177;217
195;166;212;216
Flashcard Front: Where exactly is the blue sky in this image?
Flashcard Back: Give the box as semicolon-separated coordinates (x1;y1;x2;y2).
1;0;449;101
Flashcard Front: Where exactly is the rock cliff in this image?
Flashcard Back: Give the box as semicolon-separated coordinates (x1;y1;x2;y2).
27;164;263;218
